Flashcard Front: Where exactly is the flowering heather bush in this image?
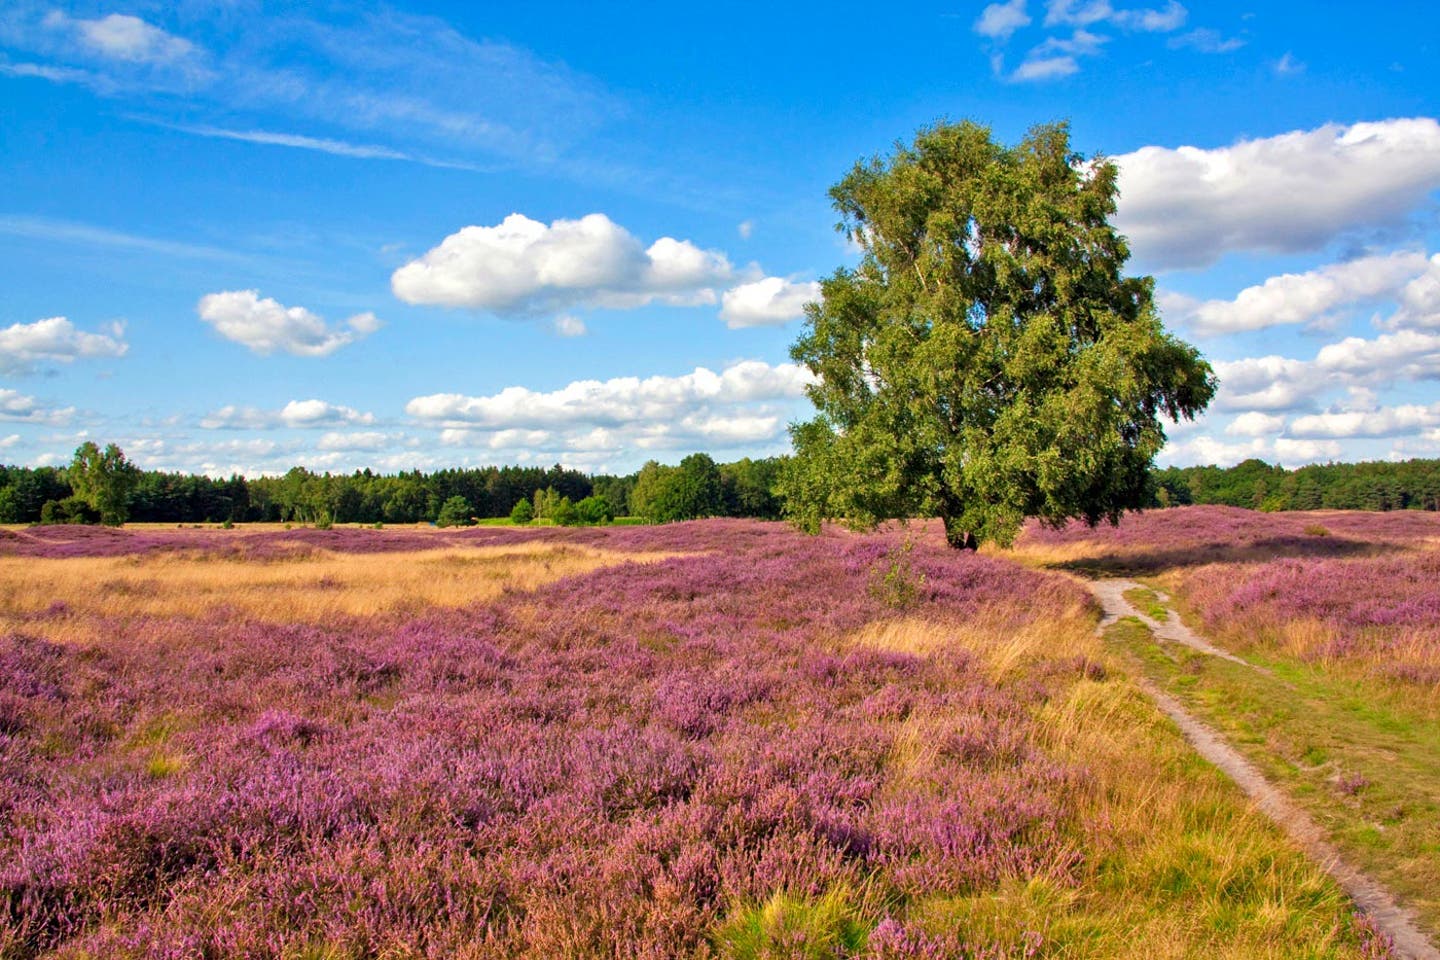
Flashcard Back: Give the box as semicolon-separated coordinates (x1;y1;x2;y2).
1;520;1101;958
1019;505;1440;687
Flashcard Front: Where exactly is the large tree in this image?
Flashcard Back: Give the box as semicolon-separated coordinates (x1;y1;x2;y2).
68;441;140;526
782;121;1215;548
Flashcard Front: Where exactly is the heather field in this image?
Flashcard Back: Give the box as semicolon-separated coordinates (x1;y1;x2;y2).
1013;504;1440;941
1016;505;1440;691
0;520;1388;958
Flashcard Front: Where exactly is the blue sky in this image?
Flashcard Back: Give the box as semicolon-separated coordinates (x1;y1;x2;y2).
1;0;1438;476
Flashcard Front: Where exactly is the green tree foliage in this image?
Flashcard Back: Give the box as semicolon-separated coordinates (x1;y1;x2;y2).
551;496;579;526
509;498;535;524
67;442;140;526
720;457;785;519
783;120;1216;548
633;454;726;523
435;495;474;527
575;495;614;525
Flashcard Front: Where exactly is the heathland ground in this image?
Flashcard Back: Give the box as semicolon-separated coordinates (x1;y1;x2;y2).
0;511;1426;957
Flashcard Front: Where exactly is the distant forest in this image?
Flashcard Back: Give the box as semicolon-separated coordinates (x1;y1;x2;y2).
1153;458;1440;512
0;454;783;526
2;453;1439;526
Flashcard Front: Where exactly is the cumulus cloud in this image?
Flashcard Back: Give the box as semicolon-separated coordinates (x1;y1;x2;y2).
1225;411;1286;436
1290;403;1440;439
407;360;813;462
409;360;810;428
197;290;381;357
391;213;733;315
0;316;128;373
1390;253;1440;330
1160;433;1341;468
1314;329;1440;383
720;277;821;328
1212;355;1319;412
0;388;73;425
315;431;395;452
200;399;376;430
1114;118;1440;269
1167;251;1430;335
975;0;1032;40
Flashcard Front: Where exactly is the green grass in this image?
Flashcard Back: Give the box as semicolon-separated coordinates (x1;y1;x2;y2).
1123;586;1169;622
1113;599;1440;938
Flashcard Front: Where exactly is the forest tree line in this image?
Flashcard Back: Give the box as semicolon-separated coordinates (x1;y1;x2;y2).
5;445;1440;527
0;447;784;526
1153;458;1440;512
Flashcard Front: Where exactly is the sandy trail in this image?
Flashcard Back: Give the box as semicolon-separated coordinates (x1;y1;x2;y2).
1087;579;1439;960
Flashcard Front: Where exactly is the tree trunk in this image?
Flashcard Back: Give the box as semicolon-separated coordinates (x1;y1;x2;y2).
942;517;978;551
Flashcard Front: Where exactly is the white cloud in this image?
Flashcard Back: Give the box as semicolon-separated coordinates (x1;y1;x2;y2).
407;360;812;464
1009;54;1080;82
408;360;811;429
315;431;394;452
46;12;197;65
1391;253;1440;330
0;316;128;373
975;0;1032;40
1212;355;1318;412
391;213;734;315
1314;329;1440;383
720;277;820;328
1167;27;1244;53
1110;1;1186;31
553;315;587;337
7;7;620;173
1225;411;1286;436
1115;118;1440;269
197;290;380;357
737;220;755;240
200;399;376;430
1290;403;1440;439
1169;251;1430;335
1044;0;1185;31
1160;433;1341;468
1274;52;1305;76
0;389;73;425
1272;438;1342;463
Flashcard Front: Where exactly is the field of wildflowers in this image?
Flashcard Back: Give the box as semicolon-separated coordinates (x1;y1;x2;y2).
0;520;1384;957
1017;505;1440;688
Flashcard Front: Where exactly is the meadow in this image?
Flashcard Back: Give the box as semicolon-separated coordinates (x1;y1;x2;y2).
0;518;1399;958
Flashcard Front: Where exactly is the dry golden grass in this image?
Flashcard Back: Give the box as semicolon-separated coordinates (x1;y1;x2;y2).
0;542;676;637
850;600;1097;684
850;608;1366;956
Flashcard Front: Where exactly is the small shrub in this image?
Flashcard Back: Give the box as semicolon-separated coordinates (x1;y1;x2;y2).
869;539;926;609
436;496;474;528
552;497;579;527
509;499;535;524
1303;523;1330;537
314;512;333;531
575;495;614;525
221;518;234;530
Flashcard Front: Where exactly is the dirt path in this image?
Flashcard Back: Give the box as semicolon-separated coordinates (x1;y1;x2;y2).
1087;579;1440;960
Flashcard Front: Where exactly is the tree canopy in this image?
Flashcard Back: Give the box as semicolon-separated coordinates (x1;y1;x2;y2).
68;442;139;526
782;120;1216;548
